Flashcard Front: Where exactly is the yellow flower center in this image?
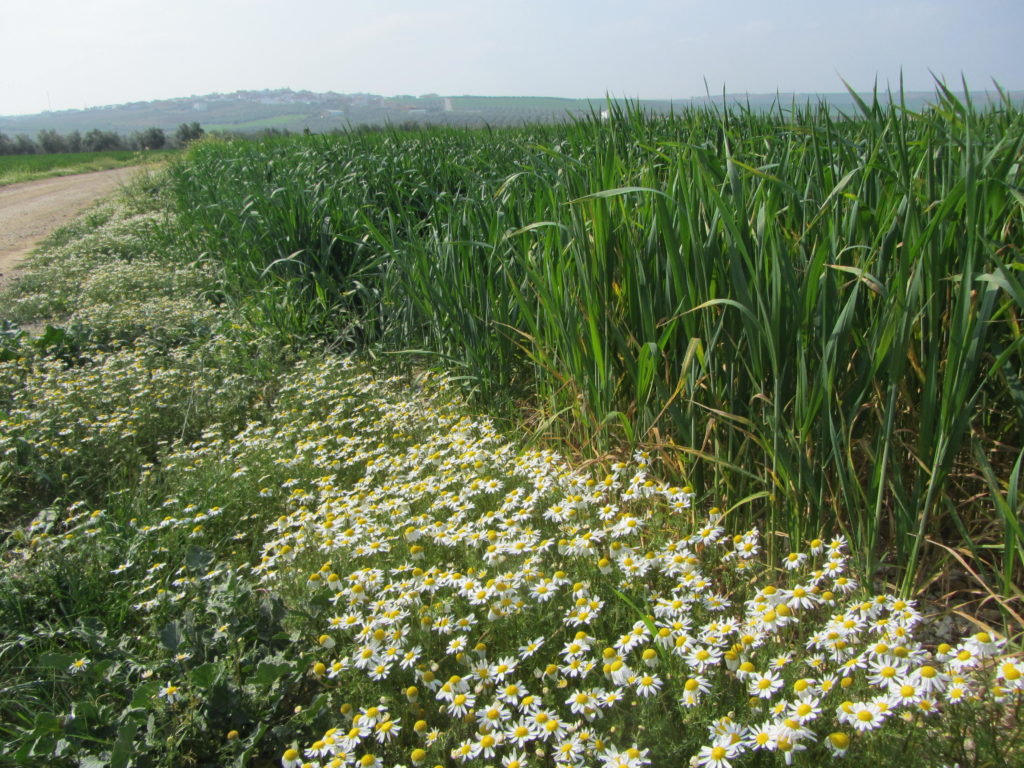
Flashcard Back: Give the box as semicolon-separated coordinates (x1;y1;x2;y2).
829;732;849;749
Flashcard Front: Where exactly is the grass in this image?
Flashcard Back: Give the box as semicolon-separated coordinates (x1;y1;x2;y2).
0;90;1021;768
204;114;313;132
0;149;176;186
161;86;1024;604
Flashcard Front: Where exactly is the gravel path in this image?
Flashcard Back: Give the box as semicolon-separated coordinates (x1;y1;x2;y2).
0;167;139;284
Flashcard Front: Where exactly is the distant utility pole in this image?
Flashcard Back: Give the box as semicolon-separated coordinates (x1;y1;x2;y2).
46;91;52;112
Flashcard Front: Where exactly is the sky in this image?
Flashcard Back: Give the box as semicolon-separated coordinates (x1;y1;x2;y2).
2;0;1022;116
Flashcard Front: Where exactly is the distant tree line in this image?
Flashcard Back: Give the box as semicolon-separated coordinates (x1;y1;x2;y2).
0;122;205;155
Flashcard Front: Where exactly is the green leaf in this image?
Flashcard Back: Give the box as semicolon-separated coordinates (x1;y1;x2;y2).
36;652;74;670
159;620;182;652
569;185;673;204
110;722;138;768
14;740;33;762
235;722;268;767
131;681;161;708
31;712;62;737
253;659;292;688
189;662;220;689
92;659;115;679
35;324;69;350
185;545;215;572
73;700;100;723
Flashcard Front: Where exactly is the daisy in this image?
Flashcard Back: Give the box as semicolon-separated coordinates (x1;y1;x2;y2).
554;736;586;764
159;684;184;704
848;701;884;732
451;740;476;762
866;660;905;688
445;691;476;717
519;637;545;658
694;739;739;768
944;679;970;704
745;721;775;752
502;748;529;768
947;644;982;673
568;689;603;720
600;687;625;709
788;698;822;724
964;631;1004;658
825;731;850;757
998;659;1023;690
498;681;526;704
400;646;421;669
748;671;783;699
373;717;400;743
680;675;711;707
479;700;512;727
910;664;950;695
915;697;940;715
341;722;370;750
473;732;500;758
537;712;567;742
504;719;538;748
783;552;808;570
890;680;922;707
684;644;722;672
634;673;663;697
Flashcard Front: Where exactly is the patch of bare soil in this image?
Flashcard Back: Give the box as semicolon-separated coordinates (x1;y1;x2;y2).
0;167;139;289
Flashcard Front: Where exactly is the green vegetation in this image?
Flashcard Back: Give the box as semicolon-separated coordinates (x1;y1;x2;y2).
165;88;1024;600
0;150;175;185
1;127;174;156
205;114;319;132
0;87;1022;768
5;87;1023;138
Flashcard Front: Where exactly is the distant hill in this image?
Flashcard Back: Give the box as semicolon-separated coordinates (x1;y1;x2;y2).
2;87;1022;137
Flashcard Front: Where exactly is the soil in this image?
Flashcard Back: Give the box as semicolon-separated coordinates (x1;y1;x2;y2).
0;167;139;288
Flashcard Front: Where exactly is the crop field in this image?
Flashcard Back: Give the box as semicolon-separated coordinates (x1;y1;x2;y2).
167;88;1024;597
0;88;1022;767
0;150;176;185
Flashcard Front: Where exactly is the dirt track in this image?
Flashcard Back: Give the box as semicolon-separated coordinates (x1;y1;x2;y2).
0;167;139;283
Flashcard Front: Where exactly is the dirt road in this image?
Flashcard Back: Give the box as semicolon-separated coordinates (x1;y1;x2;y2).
0;167;139;283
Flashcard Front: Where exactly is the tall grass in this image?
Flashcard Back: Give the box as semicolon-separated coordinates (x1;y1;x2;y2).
0;150;174;185
164;87;1024;597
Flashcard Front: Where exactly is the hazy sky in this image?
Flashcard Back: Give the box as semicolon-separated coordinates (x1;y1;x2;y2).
2;0;1022;116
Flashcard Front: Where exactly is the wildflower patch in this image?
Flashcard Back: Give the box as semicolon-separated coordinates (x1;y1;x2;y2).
1;175;1020;768
18;356;1018;767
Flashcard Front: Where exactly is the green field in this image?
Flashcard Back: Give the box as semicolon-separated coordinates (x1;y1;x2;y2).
204;114;316;132
0;89;1022;768
0;149;175;185
166;90;1024;597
